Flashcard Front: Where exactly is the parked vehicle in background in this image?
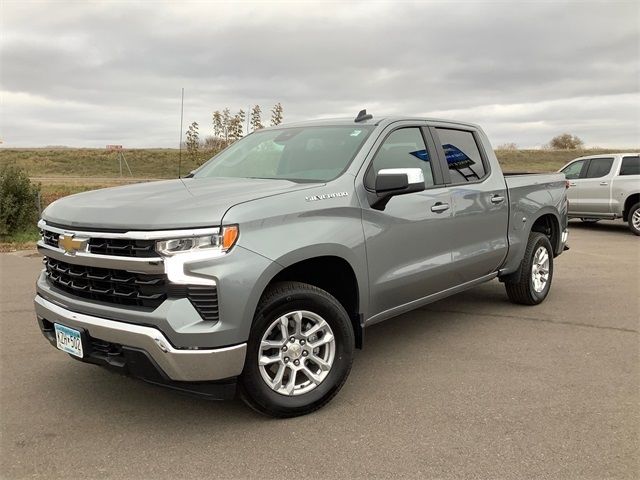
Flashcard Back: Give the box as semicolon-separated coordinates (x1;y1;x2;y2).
35;112;568;417
559;154;640;235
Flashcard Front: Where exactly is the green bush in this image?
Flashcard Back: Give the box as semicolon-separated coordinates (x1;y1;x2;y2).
0;164;41;238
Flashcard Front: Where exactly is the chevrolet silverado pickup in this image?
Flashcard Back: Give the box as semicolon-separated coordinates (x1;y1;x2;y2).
559;153;639;235
35;112;569;417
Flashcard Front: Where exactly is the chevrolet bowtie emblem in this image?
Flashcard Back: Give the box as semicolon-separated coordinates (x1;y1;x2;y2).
58;234;88;255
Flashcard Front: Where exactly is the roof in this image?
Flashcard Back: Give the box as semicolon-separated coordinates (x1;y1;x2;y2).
570;152;639;161
269;115;482;130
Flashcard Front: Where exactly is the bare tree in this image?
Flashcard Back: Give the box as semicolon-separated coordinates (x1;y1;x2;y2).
270;102;283;126
496;142;518;150
548;133;584;150
250;105;264;131
222;108;231;143
228;109;246;143
185;121;199;160
212;111;223;139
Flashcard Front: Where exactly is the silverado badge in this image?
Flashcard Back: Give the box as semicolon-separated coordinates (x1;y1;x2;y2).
305;192;349;202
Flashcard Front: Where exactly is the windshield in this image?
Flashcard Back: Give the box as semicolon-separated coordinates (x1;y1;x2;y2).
194;125;374;182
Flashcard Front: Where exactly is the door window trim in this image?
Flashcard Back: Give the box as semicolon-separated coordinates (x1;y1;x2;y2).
363;124;446;191
428;126;491;186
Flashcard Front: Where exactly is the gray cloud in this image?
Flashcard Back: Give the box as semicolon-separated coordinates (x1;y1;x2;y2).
1;0;638;148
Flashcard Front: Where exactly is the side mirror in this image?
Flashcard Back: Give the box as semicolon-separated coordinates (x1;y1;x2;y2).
371;168;425;210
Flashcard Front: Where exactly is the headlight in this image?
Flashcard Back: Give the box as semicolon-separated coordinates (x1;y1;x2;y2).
155;225;239;256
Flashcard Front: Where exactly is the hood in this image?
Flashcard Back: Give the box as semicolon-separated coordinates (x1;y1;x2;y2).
42;177;318;230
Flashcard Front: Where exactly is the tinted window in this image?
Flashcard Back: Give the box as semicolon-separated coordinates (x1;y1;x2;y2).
561;160;586;179
435;128;486;183
584;158;613;178
368;128;435;187
194;125;374;182
619;156;640;176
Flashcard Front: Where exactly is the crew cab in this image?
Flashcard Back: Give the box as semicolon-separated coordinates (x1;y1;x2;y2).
34;112;569;417
559;153;640;235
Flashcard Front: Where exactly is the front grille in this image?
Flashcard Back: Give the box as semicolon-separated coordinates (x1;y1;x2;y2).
88;238;157;257
42;229;58;248
40;229;157;258
90;338;124;358
44;257;167;309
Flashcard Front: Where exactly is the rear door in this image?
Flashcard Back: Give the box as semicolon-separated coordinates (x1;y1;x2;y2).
429;126;509;284
577;157;615;214
360;124;457;318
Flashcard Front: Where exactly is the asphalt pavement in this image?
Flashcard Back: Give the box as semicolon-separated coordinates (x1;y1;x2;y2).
1;220;638;479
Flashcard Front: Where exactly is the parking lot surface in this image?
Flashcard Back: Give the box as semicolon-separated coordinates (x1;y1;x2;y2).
1;220;638;479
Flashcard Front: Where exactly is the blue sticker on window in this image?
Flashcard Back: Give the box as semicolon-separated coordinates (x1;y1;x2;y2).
443;144;475;168
409;149;430;162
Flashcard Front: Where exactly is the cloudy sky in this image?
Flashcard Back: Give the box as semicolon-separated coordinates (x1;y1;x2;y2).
1;0;639;148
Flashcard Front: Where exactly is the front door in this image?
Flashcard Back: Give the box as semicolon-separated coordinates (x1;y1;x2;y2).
561;159;587;213
360;126;456;319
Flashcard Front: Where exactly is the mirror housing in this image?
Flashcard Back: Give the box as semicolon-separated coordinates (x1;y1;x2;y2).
371;168;425;210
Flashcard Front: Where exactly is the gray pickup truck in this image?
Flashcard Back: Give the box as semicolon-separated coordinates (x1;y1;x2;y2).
35;112;569;417
559;153;640;235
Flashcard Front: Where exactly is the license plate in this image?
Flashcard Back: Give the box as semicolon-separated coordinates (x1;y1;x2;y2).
54;323;84;358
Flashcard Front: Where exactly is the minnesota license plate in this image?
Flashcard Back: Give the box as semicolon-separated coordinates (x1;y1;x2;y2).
54;323;84;358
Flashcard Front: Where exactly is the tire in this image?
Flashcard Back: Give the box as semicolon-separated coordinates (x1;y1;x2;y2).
580;218;600;223
628;203;640;236
239;281;354;418
504;232;554;305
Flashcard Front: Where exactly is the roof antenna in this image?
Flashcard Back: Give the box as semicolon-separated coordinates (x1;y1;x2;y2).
354;109;373;122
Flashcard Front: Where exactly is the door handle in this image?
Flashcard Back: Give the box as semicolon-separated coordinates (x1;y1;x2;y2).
431;202;450;213
599;181;608;186
569;182;577;187
490;195;505;204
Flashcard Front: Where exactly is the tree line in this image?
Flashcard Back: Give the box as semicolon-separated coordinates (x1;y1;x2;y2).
185;103;283;162
496;133;585;151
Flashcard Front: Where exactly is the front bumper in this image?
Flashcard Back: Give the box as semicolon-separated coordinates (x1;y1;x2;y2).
561;228;570;251
35;295;247;385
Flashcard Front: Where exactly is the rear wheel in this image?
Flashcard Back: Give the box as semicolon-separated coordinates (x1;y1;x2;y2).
504;232;554;305
239;281;354;418
628;203;640;236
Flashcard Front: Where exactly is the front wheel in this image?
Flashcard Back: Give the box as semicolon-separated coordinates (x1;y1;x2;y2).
628;203;640;236
239;281;354;418
504;232;554;305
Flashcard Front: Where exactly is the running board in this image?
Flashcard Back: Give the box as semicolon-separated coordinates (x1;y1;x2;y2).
364;272;498;327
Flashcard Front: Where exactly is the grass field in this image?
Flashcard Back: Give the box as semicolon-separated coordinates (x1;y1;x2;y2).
0;146;637;250
2;147;637;180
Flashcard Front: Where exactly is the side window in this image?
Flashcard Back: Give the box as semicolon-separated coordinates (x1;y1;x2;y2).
619;156;640;176
435;128;487;183
369;128;435;187
584;158;613;179
561;160;586;180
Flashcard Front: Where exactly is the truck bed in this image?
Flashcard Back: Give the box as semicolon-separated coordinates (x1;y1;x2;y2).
500;172;567;273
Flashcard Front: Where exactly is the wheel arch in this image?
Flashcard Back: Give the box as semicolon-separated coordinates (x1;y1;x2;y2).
622;193;640;221
530;211;562;256
259;250;365;349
